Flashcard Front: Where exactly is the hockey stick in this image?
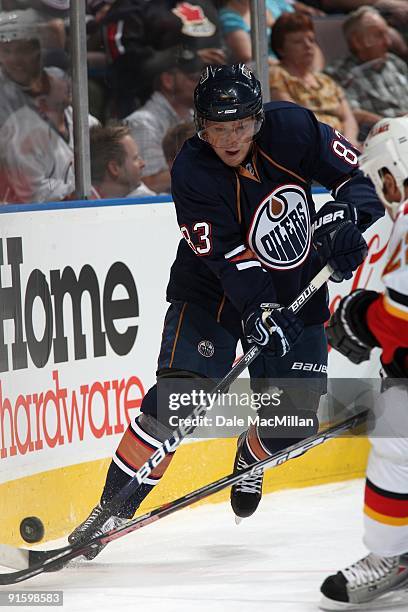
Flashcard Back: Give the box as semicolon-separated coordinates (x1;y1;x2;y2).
0;263;332;580
74;263;333;524
0;407;367;584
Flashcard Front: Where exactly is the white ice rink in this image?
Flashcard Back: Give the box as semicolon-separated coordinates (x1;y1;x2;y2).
2;479;389;612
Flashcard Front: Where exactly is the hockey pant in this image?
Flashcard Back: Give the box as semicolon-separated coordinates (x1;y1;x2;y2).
364;383;408;557
101;303;327;516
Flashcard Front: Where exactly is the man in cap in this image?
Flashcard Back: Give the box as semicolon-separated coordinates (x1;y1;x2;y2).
125;47;204;193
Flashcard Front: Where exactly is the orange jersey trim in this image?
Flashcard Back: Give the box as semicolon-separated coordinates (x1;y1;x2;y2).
383;295;408;322
169;303;187;368
364;505;408;526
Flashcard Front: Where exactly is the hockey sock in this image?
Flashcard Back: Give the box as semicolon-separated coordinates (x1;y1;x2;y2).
242;424;318;463
101;414;175;518
242;383;320;461
237;425;265;463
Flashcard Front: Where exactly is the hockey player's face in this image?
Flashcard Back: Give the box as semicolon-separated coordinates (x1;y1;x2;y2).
204;118;255;167
377;169;408;219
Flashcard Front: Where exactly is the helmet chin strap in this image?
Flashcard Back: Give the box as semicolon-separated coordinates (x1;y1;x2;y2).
384;199;403;221
374;177;402;220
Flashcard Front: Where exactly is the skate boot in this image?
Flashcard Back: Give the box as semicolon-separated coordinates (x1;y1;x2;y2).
68;503;129;560
230;432;264;522
320;552;408;610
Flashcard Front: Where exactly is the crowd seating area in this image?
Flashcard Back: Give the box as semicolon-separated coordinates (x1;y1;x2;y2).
0;0;406;204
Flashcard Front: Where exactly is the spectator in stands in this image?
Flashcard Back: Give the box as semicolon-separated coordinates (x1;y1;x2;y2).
37;65;99;138
162;120;196;170
218;0;276;63
125;48;203;194
87;0;225;118
3;0;69;13
89;124;155;199
0;9;96;204
302;0;407;16
269;12;359;145
326;6;408;140
219;0;324;67
376;0;408;28
376;0;408;61
301;0;407;59
3;0;69;67
37;67;73;136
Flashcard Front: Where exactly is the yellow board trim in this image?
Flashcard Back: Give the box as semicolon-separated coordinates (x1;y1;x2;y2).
0;436;370;545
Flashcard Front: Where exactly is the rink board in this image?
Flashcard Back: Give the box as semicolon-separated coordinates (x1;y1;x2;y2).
0;195;390;545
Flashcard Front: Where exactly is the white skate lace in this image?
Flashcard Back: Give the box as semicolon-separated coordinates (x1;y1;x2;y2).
235;456;263;495
78;504;104;533
77;504;125;537
342;554;399;588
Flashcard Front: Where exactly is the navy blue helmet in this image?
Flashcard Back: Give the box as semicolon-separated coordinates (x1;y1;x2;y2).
194;64;264;138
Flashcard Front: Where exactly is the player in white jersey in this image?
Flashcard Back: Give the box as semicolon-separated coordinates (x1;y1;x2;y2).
320;116;408;609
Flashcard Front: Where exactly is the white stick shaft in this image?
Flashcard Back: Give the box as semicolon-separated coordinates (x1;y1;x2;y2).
288;263;333;314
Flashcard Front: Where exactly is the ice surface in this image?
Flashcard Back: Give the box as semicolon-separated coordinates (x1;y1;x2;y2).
2;480;389;611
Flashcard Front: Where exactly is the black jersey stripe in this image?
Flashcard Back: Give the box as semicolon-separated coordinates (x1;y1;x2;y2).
388;288;408;308
366;478;408;501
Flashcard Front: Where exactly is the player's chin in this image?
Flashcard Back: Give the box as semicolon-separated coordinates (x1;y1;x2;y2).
217;148;247;167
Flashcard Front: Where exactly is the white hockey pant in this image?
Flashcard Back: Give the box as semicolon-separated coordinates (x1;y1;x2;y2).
364;384;408;557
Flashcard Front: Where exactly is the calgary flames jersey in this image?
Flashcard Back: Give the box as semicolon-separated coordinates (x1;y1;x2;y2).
367;201;408;365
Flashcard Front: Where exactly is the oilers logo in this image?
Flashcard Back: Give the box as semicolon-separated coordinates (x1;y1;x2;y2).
198;340;215;358
248;185;311;270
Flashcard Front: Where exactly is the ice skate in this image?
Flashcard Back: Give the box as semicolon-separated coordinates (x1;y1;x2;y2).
320;552;408;610
68;503;129;560
230;432;263;523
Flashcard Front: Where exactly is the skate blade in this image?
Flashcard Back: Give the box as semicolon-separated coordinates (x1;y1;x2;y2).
319;586;408;610
234;516;243;525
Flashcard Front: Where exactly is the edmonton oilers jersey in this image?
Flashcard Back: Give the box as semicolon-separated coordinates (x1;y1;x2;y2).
168;102;383;332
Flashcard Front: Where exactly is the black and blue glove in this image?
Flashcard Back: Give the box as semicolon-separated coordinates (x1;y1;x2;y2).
243;303;304;357
312;202;368;282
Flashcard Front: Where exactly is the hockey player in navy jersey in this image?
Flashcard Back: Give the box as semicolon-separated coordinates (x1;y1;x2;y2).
69;64;383;556
319;117;408;610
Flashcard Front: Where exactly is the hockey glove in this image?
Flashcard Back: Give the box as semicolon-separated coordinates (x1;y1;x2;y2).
327;289;380;364
243;303;304;357
313;202;368;282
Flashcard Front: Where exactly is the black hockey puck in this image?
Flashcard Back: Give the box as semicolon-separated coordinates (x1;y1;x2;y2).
20;517;45;543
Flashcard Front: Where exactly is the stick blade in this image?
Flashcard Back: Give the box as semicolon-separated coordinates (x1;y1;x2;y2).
0;544;30;570
0;544;62;571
